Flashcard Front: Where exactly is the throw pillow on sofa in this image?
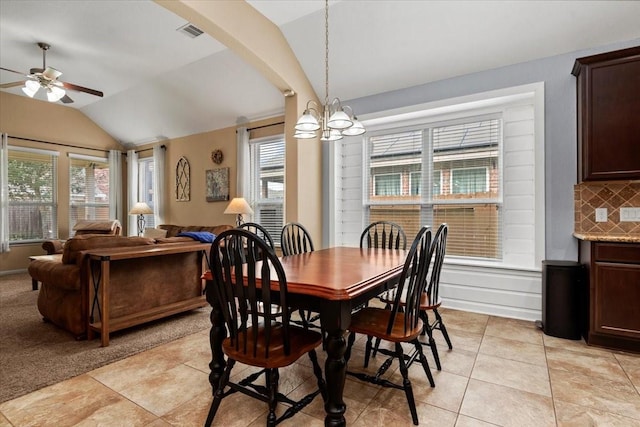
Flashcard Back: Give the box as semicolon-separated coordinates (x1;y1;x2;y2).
143;228;168;239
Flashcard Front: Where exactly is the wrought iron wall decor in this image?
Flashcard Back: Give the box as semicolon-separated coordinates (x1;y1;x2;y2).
176;156;190;201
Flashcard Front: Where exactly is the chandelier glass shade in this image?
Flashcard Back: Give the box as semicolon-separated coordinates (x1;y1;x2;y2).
294;0;365;141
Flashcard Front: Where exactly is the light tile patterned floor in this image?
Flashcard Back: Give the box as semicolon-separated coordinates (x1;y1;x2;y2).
1;308;639;426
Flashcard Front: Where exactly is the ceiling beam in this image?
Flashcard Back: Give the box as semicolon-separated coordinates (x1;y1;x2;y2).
155;0;318;102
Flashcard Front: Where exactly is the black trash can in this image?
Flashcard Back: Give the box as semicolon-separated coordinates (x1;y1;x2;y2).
537;260;584;340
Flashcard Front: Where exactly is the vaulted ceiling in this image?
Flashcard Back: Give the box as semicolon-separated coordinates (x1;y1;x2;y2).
1;0;639;145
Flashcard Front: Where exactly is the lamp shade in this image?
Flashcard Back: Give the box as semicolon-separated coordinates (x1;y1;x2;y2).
224;197;254;215
327;109;353;130
129;202;153;215
22;80;39;98
341;118;366;136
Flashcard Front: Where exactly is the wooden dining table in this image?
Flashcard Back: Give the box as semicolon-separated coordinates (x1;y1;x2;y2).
204;246;407;426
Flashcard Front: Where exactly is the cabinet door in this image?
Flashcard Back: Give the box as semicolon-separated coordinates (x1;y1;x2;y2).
593;261;640;339
575;47;640;181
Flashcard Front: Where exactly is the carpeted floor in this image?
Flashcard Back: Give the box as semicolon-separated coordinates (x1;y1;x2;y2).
0;272;211;403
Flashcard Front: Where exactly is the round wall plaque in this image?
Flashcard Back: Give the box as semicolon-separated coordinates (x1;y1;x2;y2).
211;149;224;164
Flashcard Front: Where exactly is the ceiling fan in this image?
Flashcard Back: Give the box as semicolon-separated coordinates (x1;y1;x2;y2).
0;42;103;104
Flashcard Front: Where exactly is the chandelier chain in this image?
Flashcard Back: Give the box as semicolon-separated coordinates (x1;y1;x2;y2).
293;0;365;139
324;0;329;105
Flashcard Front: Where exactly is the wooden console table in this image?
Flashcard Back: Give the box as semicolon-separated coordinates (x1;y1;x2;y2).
86;242;210;346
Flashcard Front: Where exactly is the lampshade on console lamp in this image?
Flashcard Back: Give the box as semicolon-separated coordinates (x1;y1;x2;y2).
224;197;253;227
129;202;153;236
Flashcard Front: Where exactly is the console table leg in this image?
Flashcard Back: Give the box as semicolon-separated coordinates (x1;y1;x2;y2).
100;259;110;347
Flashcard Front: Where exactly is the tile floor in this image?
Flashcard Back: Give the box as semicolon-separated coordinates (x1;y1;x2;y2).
1;308;639;426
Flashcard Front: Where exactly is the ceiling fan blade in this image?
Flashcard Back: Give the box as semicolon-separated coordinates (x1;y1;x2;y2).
60;94;74;104
60;81;103;98
1;66;27;76
0;81;25;89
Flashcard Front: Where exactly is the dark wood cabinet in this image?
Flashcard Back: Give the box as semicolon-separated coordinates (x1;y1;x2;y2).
580;240;640;353
572;46;640;181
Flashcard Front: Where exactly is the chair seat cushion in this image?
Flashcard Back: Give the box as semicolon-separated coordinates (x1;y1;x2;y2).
379;289;442;310
349;307;423;343
223;324;322;369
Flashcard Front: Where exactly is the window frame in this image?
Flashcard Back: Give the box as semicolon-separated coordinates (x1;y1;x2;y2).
330;82;545;270
69;153;111;235
248;135;285;246
7;146;59;243
138;156;156;229
362;114;502;261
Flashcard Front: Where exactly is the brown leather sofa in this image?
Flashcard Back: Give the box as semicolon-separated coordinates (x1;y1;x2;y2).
158;224;233;238
28;229;229;339
42;219;122;255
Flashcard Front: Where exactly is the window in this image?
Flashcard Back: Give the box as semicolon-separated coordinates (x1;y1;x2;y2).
249;136;284;245
451;167;488;194
138;157;155;228
7;147;58;242
345;116;502;261
69;155;110;233
374;173;401;196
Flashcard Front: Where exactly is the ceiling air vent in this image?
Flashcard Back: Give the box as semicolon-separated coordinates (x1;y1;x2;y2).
177;23;204;38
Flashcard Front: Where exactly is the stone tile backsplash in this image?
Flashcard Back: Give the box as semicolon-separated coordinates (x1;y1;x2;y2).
574;180;640;237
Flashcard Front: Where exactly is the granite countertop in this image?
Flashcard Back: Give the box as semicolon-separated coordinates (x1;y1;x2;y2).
573;232;640;243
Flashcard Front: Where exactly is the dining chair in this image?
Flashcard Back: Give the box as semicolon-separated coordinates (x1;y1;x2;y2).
375;223;452;370
344;226;435;426
356;221;408;316
280;222;314;256
238;222;276;252
205;229;326;427
360;220;407;250
280;222;319;330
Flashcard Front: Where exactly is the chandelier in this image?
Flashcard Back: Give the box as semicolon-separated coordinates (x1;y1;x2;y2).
294;0;365;141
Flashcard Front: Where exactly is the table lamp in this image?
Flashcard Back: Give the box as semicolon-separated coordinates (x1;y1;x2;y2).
224;197;253;227
129;202;153;236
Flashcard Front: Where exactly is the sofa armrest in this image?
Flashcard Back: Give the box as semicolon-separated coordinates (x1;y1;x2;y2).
42;240;64;255
28;258;81;291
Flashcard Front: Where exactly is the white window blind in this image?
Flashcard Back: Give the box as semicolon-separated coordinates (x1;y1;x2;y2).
249;136;284;245
69;154;110;234
367;129;424;242
432;119;501;259
7;147;58;241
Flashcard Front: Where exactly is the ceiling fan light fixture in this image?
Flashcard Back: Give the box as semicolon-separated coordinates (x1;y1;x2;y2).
42;67;62;80
22;85;37;98
46;86;65;102
22;79;40;98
